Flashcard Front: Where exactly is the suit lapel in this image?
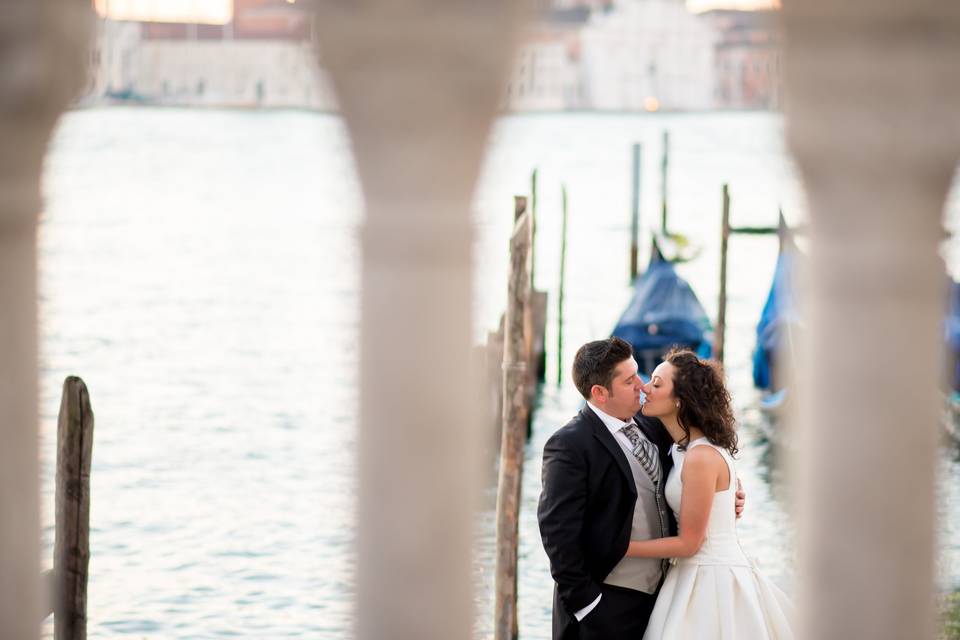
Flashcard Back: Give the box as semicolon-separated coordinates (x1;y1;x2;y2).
585;407;638;497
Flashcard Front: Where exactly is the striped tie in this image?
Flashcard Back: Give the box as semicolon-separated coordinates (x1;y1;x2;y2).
621;423;662;486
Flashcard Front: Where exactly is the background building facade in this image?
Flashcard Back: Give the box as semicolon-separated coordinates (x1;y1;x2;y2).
704;9;781;109
579;0;716;111
88;0;336;108
87;0;782;112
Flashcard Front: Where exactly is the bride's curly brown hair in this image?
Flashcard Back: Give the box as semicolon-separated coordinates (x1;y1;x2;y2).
665;348;739;456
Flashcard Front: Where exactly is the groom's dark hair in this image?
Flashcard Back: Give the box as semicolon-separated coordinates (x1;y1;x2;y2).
572;337;634;400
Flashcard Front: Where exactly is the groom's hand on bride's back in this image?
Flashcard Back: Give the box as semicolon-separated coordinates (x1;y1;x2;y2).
735;478;746;519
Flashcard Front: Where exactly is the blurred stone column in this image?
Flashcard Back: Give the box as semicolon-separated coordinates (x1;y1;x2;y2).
310;3;530;639
783;2;960;639
0;2;92;638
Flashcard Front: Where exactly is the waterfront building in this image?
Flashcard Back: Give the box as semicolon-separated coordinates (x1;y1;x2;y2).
578;0;715;111
87;0;335;109
503;7;589;111
88;16;143;99
702;9;781;110
86;0;782;113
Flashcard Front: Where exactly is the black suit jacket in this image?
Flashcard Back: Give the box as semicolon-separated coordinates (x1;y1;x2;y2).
537;406;677;639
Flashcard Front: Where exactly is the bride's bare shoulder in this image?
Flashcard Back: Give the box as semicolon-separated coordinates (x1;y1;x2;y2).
681;444;726;473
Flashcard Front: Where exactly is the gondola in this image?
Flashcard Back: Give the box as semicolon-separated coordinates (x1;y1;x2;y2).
945;279;960;443
752;215;800;416
612;238;713;378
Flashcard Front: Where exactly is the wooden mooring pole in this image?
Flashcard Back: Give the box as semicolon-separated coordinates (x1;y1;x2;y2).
629;143;642;283
557;184;569;387
46;376;94;639
715;184;731;364
517;190;547;388
660;131;669;235
715;191;783;366
494;207;532;640
531;168;538;288
485;195;547;443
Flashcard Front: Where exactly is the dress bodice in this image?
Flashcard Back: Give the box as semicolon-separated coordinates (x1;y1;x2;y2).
664;438;750;566
644;438;795;639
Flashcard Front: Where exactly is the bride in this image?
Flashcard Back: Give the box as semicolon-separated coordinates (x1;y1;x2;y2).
626;348;794;639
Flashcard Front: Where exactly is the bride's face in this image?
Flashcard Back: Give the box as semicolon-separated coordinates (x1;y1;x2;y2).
640;361;678;419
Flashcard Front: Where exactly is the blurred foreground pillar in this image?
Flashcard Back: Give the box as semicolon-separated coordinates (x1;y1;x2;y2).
784;2;960;638
310;3;530;638
0;2;91;638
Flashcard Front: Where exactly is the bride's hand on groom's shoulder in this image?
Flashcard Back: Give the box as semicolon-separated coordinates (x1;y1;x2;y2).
735;478;746;519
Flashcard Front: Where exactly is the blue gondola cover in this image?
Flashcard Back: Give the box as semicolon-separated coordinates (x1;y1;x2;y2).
753;247;798;391
612;254;713;376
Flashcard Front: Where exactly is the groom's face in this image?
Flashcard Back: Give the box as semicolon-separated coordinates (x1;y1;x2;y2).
595;357;643;421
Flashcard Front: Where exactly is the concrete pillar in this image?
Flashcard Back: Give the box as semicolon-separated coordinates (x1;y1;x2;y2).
0;3;92;637
783;2;960;638
309;2;530;639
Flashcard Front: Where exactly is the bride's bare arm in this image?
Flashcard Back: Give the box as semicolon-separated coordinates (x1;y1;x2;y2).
624;447;727;559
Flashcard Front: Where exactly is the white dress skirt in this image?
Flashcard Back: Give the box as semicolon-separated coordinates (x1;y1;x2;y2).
643;439;794;640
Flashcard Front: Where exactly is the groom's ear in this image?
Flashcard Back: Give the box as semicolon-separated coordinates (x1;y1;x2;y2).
590;384;608;404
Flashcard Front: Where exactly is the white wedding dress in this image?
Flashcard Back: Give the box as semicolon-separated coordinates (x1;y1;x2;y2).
643;438;794;640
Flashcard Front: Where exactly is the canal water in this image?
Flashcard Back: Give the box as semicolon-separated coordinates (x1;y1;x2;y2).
39;107;960;638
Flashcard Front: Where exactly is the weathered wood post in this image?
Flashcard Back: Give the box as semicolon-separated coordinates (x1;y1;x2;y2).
514;196;527;222
515;196;531;382
783;1;960;638
494;209;532;640
531;168;538;288
557;183;569;386
487;320;506;450
486;196;547;442
629;143;642;282
53;377;94;640
715;184;731;364
516;195;536;399
660;131;669;234
309;3;533;639
719;208;781;368
528;173;548;385
0;4;92;637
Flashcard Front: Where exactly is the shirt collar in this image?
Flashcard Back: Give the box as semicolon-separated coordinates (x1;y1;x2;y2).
587;401;635;437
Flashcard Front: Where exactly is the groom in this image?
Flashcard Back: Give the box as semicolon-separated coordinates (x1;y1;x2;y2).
537;337;742;639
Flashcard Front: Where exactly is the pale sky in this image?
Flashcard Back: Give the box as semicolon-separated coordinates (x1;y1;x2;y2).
94;0;234;24
689;0;778;10
95;0;777;23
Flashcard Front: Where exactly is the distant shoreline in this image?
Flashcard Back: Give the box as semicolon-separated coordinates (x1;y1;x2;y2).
70;99;780;118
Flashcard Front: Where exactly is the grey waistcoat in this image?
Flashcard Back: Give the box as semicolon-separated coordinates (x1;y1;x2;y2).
603;433;668;594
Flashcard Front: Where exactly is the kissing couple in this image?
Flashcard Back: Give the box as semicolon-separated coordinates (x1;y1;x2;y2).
538;337;794;639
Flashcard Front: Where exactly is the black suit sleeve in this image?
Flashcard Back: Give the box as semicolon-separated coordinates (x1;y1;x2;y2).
537;430;601;614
